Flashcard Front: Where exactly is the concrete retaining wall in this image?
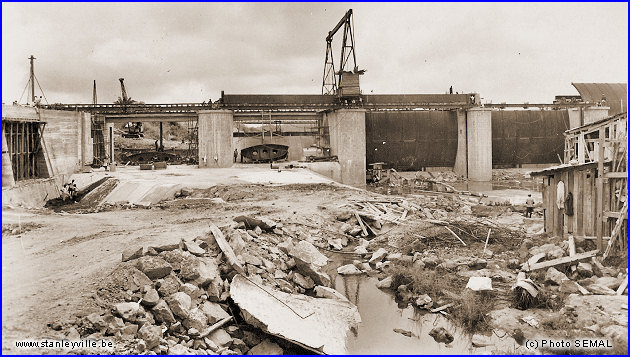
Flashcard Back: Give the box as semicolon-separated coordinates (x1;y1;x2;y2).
2;105;93;206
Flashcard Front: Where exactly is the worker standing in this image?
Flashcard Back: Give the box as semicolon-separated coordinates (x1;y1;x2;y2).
234;149;238;163
525;194;535;218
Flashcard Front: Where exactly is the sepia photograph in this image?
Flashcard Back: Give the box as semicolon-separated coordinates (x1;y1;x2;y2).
2;1;628;355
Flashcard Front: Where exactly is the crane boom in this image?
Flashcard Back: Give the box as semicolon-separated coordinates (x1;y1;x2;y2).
326;9;352;42
322;9;363;96
119;78;129;103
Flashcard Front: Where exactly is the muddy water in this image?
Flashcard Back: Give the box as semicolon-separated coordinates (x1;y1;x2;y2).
324;258;520;354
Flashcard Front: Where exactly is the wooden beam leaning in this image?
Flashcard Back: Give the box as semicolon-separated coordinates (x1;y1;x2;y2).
523;250;599;272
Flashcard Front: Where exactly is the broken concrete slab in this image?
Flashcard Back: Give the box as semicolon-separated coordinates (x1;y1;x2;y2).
230;274;361;354
287;240;330;286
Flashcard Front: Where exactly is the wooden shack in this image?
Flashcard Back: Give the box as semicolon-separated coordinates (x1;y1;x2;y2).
530;112;627;257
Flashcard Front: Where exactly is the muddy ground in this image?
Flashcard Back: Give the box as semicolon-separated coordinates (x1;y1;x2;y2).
2;169;627;354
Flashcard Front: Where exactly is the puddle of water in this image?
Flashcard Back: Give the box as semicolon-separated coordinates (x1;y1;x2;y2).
328;272;521;354
335;275;473;354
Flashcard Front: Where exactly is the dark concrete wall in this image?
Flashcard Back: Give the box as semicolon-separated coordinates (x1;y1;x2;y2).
366;111;458;169
491;110;570;166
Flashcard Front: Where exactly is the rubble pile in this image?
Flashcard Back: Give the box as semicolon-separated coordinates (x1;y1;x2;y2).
66;218;363;354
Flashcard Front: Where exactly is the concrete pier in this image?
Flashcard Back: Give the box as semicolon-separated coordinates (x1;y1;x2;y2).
466;108;492;181
328;108;366;186
453;110;468;177
198;110;234;168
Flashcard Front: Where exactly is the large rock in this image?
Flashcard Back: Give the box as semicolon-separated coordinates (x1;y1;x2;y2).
114;302;141;321
287;240;330;286
429;327;454;344
200;301;230;324
180;283;201;299
183;240;206;256
545;267;569;286
530;244;564;260
194;257;220;287
182;308;208;331
122;247;143;262
240;252;263;267
168;344;193;355
559;280;581;294
179;255;201;281
337;264;362;275
208;328;233;347
577;262;594;278
292;272;315;290
151;300;176;324
376;276;393;289
158;273;182;296
595;276;621;290
368;248;388;264
166;292;192;319
141;288;160;307
136;256;173;280
159;249;185;271
138;324;162;350
586;284;616;295
247;339;284;355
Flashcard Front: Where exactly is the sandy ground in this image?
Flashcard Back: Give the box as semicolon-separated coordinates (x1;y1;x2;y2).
2;167;627;354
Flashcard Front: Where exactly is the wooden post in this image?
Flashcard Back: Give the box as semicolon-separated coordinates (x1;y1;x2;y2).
596;128;605;251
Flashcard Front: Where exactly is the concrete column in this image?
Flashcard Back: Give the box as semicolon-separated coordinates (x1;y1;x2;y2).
583;106;609;125
105;122;115;163
198;110;233;168
2;126;15;187
466;107;492;181
453;110;467;177
328;109;366;186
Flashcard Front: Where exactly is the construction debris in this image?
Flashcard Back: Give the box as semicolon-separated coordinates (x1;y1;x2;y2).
230;274;361;354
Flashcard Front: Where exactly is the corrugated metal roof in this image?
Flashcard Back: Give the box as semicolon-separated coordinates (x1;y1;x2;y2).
572;83;627;115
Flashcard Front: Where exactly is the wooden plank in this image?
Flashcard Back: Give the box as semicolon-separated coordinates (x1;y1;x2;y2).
483;229;491;254
604;172;627;178
603;211;622;219
574;236;611;241
209;224;244;274
584;171;594;236
445;226;466;246
354;211;369;237
596;128;605;251
576;171;584;236
567;171;575;233
525;250;599;272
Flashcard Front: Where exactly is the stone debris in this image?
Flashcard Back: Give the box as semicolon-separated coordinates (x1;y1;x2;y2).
122;247;143;262
246;339;284;355
230;274;361;354
429;327;454;344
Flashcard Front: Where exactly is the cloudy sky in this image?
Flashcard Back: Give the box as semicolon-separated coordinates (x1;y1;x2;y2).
2;2;627;105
